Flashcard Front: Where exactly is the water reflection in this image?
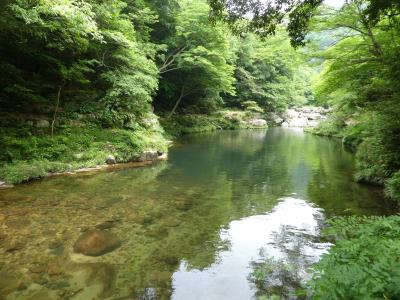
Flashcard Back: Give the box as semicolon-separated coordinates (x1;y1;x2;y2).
0;128;388;300
172;198;331;300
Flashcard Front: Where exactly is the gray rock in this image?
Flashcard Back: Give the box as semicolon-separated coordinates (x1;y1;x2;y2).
281;121;289;127
73;229;121;256
249;119;268;127
138;151;159;162
36;120;50;128
286;109;300;119
268;113;284;125
105;155;116;165
306;113;322;120
288;117;309;127
0;181;13;189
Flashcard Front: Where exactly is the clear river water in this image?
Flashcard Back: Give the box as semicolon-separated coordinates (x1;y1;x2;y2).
0;128;389;300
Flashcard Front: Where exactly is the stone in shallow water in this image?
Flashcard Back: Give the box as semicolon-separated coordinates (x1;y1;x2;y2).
0;271;21;296
73;229;121;256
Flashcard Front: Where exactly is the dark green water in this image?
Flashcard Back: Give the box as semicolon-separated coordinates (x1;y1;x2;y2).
0;128;387;300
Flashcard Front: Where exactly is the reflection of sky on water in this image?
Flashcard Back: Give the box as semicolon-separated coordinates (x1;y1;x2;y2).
172;197;332;300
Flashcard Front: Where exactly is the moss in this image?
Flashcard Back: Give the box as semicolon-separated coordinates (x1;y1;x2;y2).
0;122;168;184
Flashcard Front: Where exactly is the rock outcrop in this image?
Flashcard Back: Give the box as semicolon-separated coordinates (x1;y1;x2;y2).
269;106;330;128
138;151;159;162
249;119;268;127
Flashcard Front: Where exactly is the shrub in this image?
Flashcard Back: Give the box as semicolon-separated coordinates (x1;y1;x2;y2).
385;171;400;203
307;215;400;300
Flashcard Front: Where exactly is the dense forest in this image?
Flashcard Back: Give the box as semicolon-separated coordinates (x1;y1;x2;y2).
0;0;400;299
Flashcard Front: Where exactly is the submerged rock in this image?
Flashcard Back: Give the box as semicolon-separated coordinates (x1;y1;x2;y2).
73;229;121;256
0;271;23;296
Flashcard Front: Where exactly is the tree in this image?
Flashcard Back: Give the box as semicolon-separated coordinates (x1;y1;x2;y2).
226;30;314;112
309;0;400;196
208;0;400;47
154;0;236;116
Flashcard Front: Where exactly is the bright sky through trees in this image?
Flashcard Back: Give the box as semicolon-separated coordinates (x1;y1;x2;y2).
324;0;344;7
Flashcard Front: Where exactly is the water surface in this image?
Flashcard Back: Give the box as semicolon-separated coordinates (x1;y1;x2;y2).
0;128;387;299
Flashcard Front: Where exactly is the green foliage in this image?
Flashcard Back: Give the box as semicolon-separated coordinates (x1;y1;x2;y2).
161;109;266;137
308;215;400;300
307;118;343;138
208;0;400;47
226;31;314;112
154;0;235;115
0;123;167;184
250;257;302;300
385;171;400;203
307;0;400;201
242;101;264;113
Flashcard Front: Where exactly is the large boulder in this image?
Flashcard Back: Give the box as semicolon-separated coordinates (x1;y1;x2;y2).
138;151;159;162
36;120;50;128
249;119;268;127
105;155;116;165
267;113;284;125
73;230;121;256
305;112;322;120
286;109;300;119
288;117;309;127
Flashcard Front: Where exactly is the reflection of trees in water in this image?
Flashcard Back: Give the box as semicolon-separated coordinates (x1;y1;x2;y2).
249;211;329;300
1;129;384;299
307;163;387;216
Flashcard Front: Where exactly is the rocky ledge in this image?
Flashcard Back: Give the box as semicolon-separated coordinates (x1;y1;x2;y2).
268;106;330;128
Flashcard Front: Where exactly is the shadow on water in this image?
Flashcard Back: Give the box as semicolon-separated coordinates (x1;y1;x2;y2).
0;128;389;299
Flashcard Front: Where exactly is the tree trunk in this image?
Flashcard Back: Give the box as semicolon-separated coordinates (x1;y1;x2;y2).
168;86;185;119
51;85;62;137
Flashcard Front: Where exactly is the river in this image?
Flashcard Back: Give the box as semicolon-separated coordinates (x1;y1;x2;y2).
0;128;388;300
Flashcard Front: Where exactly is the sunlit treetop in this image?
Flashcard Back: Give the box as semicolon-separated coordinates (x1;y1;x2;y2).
207;0;400;47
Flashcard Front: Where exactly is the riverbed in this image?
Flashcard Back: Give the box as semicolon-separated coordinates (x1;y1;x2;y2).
0;128;388;300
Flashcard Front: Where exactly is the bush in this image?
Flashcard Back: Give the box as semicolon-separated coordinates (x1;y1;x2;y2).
307;215;400;300
309;118;343;138
242;101;264;113
385;171;400;203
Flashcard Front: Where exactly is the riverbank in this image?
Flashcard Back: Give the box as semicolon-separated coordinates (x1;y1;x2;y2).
160;110;268;137
0;113;169;186
0;109;270;186
305;112;400;204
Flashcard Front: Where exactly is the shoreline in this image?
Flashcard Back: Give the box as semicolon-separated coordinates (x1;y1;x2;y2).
0;153;168;190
